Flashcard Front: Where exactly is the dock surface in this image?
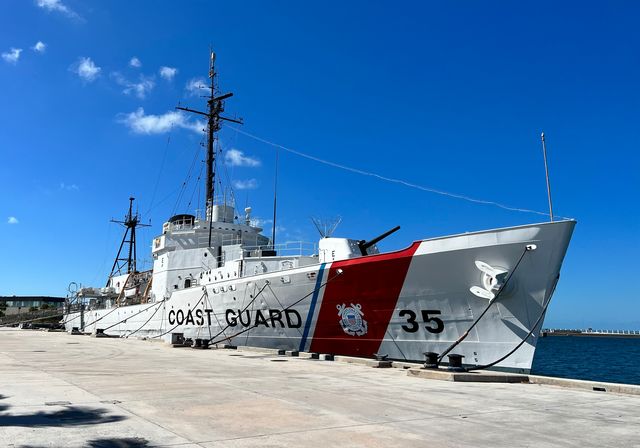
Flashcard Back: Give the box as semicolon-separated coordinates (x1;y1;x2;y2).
1;329;638;447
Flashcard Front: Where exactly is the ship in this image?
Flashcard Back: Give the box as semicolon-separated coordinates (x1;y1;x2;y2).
64;51;576;373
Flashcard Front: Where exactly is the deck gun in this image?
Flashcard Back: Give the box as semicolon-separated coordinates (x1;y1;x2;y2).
357;225;401;256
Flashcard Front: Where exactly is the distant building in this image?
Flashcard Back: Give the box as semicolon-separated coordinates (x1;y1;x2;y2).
0;296;65;316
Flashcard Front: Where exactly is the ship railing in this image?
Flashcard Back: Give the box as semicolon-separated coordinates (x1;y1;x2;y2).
214;235;317;257
242;241;318;258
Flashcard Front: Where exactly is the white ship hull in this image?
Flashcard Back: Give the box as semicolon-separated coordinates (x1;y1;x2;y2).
64;220;575;372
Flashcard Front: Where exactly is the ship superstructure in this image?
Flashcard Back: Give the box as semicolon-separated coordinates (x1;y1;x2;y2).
65;51;576;373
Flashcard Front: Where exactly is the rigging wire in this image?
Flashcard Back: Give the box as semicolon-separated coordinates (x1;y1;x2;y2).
186;160;205;211
145;125;175;217
90;220;114;286
171;141;203;216
215;141;242;218
227;126;566;219
145;185;183;216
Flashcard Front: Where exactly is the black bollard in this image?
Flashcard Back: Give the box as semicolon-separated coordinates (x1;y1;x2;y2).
422;352;439;369
447;354;465;372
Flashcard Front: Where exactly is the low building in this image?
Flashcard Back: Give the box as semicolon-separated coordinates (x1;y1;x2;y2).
0;296;65;316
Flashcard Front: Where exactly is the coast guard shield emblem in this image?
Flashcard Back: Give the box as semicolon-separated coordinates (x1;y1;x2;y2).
337;303;368;336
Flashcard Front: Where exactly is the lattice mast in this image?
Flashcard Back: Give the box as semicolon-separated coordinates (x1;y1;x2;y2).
108;197;150;282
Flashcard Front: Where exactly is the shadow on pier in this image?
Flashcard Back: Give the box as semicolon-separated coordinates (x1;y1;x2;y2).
0;394;125;428
20;439;151;448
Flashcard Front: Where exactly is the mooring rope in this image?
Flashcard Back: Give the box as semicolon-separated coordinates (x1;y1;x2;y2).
436;246;530;365
204;281;270;344
208;269;343;346
465;274;560;372
150;290;208;339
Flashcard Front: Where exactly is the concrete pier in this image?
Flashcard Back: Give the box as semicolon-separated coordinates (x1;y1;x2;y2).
0;328;638;447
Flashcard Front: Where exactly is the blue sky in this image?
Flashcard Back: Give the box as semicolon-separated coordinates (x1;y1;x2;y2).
1;1;638;329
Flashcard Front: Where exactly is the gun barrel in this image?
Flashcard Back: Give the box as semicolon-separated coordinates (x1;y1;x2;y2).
358;225;401;255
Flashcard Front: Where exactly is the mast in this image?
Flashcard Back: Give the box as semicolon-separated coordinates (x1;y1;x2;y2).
205;52;216;209
108;197;151;283
177;50;243;227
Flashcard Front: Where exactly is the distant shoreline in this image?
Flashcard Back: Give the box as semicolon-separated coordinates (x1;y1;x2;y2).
541;330;640;339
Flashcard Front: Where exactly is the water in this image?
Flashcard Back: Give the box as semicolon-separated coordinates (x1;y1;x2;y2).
531;335;640;385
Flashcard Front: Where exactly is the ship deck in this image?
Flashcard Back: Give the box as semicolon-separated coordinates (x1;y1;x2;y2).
0;328;638;447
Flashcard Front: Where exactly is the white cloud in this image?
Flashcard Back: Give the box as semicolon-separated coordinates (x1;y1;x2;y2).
159;66;177;81
250;217;271;228
185;77;207;96
225;149;261;167
232;178;258;190
59;182;79;191
2;48;22;64
7;216;19;225
32;41;46;53
71;57;101;82
250;217;286;234
112;72;155;99
36;0;81;19
118;108;204;135
129;57;141;68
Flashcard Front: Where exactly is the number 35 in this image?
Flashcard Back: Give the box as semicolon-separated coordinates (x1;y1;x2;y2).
399;309;444;334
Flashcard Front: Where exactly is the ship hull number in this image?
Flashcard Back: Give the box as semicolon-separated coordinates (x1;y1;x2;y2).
399;309;444;333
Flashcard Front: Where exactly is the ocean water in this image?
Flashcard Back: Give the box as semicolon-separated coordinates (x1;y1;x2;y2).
531;335;640;385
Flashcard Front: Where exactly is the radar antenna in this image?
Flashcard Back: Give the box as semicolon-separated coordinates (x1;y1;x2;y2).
108;197;151;282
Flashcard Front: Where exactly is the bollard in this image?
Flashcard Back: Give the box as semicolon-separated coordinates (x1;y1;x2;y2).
447;354;465;372
171;333;185;347
422;352;439;369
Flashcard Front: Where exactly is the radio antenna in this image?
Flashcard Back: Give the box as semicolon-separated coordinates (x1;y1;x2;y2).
271;147;279;247
540;132;554;222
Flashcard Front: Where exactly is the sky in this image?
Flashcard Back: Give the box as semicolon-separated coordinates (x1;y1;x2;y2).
0;1;638;329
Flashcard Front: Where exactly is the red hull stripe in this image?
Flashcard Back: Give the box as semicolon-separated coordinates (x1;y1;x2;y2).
309;242;420;357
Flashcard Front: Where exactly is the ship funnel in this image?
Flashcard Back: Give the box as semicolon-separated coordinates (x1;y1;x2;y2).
211;204;235;223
